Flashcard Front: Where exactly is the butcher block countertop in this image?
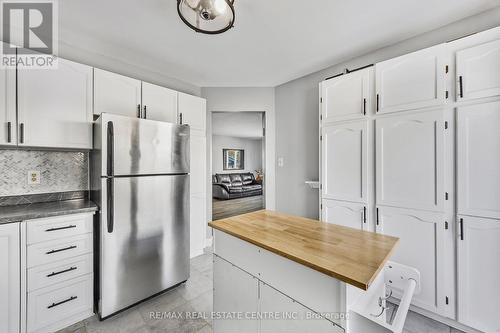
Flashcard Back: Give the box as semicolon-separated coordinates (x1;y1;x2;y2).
209;210;399;290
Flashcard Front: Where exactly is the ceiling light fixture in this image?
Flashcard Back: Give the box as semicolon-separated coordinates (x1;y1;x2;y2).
177;0;235;35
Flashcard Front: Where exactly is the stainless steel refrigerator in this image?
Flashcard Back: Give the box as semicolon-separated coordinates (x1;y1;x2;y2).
90;113;190;319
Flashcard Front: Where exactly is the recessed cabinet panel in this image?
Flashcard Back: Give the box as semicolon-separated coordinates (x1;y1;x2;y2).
18;58;93;149
0;46;16;146
457;215;500;333
0;223;20;333
322;120;368;203
178;92;206;133
94;68;141;117
375;44;446;113
375;110;444;211
376;207;448;315
322;199;367;231
457;101;500;219
456;39;500;101
141;81;178;122
321;67;372;122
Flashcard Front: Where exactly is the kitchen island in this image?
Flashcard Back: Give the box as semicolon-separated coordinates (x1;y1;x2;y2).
209;210;402;333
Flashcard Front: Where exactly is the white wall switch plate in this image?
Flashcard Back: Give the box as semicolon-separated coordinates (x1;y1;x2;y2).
278;157;284;167
28;170;41;185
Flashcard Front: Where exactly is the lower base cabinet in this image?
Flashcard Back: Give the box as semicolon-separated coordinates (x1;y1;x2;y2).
322;199;368;231
457;215;500;333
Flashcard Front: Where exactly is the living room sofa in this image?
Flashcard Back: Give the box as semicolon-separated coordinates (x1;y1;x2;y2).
212;173;263;200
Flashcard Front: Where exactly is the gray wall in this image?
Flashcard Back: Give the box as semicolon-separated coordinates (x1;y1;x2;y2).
275;8;500;219
212;136;262;175
0;150;88;196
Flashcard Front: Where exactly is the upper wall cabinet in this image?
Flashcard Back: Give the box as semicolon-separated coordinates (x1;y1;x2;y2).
456;39;500;101
94;68;142;118
18;58;93;149
375;110;445;212
0;46;16;146
178;92;206;134
322;120;369;203
457;101;500;219
321;67;372;122
375;44;446;114
141;82;178;123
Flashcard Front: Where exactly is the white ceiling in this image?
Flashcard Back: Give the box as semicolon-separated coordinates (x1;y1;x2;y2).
212;112;263;139
59;0;500;87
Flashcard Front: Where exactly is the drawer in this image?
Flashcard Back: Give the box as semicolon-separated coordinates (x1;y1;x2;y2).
27;274;93;333
28;254;93;292
28;233;93;268
27;213;93;245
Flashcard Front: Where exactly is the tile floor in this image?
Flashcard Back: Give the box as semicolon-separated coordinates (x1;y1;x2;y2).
58;248;463;333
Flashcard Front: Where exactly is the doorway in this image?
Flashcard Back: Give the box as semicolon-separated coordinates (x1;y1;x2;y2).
210;111;266;220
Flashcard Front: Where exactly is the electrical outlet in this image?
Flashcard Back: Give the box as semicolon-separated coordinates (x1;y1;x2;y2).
28;170;41;185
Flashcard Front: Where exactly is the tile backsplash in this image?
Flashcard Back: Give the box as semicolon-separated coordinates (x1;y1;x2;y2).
0;150;88;196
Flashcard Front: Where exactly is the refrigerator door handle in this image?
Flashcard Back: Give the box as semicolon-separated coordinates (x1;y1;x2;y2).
107;121;114;176
107;178;114;233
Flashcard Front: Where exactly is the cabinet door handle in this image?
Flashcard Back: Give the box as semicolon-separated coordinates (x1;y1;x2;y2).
46;245;77;255
137;104;141;118
459;218;464;240
363;206;367;224
7;122;11;143
19;123;24;143
363;98;366;115
179;112;183;124
47;296;77;309
376;94;379;112
376;208;379;226
458;76;464;98
47;266;77;277
45;225;76;232
143;105;147;119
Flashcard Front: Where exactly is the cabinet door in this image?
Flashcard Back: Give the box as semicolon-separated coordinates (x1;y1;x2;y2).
375;44;446;114
322;120;369;203
213;256;259;333
0;44;17;146
94;68;141;117
375;110;445;211
376;207;450;315
322;199;367;231
321;67;372;122
260;283;342;333
0;223;20;333
18;58;93;149
190;134;207;258
178;92;206;134
141;81;178;122
456;39;500;101
457;215;500;333
457;101;500;219
190;193;206;259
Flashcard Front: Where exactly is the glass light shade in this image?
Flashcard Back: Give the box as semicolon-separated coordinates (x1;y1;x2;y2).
177;0;235;34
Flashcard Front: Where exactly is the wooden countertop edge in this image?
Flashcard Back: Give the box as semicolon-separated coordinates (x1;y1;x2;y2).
209;222;399;291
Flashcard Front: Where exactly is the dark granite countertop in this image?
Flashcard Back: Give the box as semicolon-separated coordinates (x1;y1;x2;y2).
0;199;98;224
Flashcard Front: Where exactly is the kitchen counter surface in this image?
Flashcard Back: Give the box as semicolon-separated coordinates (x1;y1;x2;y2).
0;198;98;224
209;210;399;290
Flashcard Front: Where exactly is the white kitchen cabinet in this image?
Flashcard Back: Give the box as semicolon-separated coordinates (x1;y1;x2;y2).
213;255;259;333
190;134;207;258
0;222;21;333
375;110;446;212
141;81;178;122
0;45;17;146
375;44;446;114
457;215;500;333
190;193;206;259
93;68;142;117
456;39;500;101
260;282;342;333
322;199;368;231
457;101;500;219
322;120;369;203
178;92;206;133
375;207;452;316
321;67;372;122
17;58;93;149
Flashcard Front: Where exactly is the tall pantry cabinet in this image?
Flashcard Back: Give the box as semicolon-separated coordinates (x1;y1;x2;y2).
320;26;500;332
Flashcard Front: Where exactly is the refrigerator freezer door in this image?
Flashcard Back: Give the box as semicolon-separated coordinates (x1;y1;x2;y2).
99;113;190;176
99;174;190;318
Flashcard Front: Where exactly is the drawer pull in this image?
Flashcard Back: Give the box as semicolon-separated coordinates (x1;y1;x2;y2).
45;225;77;232
47;296;78;309
46;266;77;277
46;245;77;254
